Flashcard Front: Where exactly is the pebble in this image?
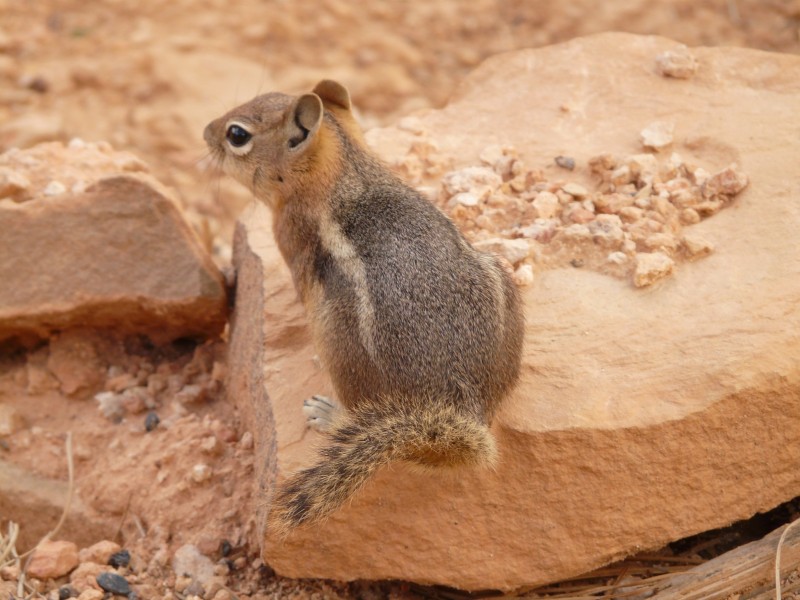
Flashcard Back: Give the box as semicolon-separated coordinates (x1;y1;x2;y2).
0;166;31;199
95;391;125;423
172;544;216;587
192;463;213;483
554;155;575;170
145;411;160;432
175;383;206;405
77;590;103;600
108;549;131;568
655;46;699;79
238;431;254;449
512;264;534;287
58;586;76;599
43;180;67;196
441;166;502;198
532;191;560;219
640;121;674;150
27;540;79;580
703;164;749;197
561;182;588;198
682;233;714;259
633;252;675;287
448;191;480;207
607;251;628;265
0;404;25;435
473;238;530;265
78;540;121;565
95;572;130;596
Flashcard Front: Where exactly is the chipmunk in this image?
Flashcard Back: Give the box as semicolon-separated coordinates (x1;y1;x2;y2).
204;80;524;536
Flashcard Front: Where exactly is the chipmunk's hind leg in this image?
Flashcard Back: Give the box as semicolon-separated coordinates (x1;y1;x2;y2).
303;395;339;432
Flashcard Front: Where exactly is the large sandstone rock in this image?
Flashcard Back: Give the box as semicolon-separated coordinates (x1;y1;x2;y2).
0;141;227;345
228;33;800;590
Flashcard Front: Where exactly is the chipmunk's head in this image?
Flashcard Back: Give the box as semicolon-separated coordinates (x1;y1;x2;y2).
204;80;355;205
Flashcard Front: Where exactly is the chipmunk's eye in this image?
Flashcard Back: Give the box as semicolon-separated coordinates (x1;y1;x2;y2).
226;124;252;148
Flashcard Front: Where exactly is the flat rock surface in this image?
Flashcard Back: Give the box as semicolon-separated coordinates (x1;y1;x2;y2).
230;33;800;590
0;141;227;345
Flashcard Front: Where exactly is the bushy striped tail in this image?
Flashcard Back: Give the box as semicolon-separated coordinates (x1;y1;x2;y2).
267;399;497;536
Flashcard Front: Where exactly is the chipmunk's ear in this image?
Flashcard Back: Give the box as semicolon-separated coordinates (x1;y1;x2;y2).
286;93;323;151
312;80;351;111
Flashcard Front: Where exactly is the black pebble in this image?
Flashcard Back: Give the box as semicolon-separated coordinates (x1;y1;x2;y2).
58;586;77;599
220;539;232;557
96;572;131;596
144;411;160;432
108;549;131;568
555;155;576;170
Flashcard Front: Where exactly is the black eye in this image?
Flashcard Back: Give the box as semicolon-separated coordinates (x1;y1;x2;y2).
226;125;252;147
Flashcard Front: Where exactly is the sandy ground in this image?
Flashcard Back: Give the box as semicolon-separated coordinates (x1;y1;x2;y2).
1;1;799;598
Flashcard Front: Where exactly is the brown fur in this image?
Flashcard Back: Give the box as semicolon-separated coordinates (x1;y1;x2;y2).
204;80;524;535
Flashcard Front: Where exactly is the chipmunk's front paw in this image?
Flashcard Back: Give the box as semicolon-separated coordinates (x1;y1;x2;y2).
302;395;338;432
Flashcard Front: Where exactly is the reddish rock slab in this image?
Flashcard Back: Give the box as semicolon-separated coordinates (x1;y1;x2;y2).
0;141;227;345
229;34;800;590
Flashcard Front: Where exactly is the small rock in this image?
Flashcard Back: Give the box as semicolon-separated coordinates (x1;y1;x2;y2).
607;251;628;265
95;391;125;423
680;208;701;224
144;411;160;432
441;166;502;198
531;191;560;219
77;590;103;600
610;165;632;186
172;544;216;587
554;155;575;170
473;238;530;265
655;46;699;79
588;214;625;247
644;233;679;252
703;164;749;198
0;404;25;435
633;252;675;287
0;166;31;200
27;540;79;579
201;435;223;455
238;431;254;450
561;223;591;241
120;386;150;414
58;585;77;599
682;233;715;260
43;180;67;196
478;144;504;166
107;549;131;568
105;373;138;393
568;207;595;224
517;219;559;243
512;264;534;287
78;540;121;565
95;572;130;596
192;463;213;483
561;183;588;198
448;192;480;207
626;154;660;183
69;561;104;592
176;383;206;405
640;121;674;150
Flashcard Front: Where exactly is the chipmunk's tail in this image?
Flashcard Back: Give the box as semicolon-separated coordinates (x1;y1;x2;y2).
267;398;497;536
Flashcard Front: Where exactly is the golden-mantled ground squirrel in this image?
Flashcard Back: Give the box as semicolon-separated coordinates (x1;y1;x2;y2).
204;80;524;536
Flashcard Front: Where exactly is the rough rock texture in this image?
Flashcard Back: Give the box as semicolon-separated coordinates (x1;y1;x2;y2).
0;141;227;345
229;34;800;590
26;539;79;580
